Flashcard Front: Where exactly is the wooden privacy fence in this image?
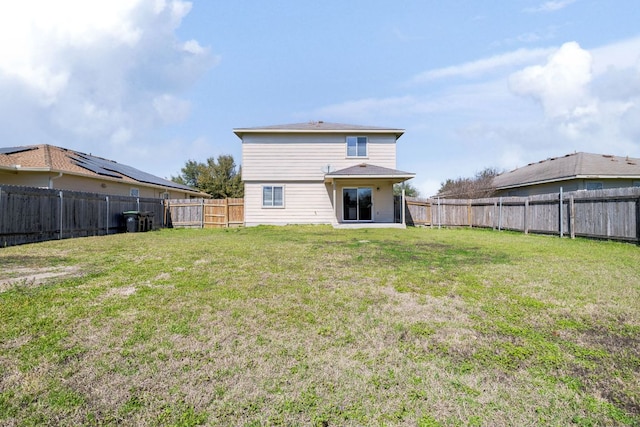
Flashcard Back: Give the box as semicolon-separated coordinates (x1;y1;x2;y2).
405;187;640;243
164;198;244;228
0;185;165;247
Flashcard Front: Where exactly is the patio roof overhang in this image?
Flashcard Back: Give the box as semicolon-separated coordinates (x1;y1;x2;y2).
324;163;415;184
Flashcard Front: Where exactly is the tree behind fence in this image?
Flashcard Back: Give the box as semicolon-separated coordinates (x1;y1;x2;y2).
0;185;164;247
406;187;640;243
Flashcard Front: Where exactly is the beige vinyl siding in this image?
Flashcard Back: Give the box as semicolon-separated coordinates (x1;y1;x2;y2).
244;181;335;226
335;181;395;223
0;172;49;188
0;172;198;199
242;134;397;181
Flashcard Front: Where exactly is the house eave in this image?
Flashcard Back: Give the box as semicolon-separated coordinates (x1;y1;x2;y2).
234;128;405;140
495;174;640;190
325;173;415;183
0;165;206;196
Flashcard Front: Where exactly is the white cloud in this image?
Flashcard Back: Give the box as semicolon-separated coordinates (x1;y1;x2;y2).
0;0;215;169
307;36;640;195
410;48;553;83
507;39;640;156
525;0;577;13
509;41;593;119
153;94;191;124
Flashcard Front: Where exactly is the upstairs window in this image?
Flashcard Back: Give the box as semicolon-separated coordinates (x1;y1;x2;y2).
262;185;284;207
130;188;140;197
347;136;367;157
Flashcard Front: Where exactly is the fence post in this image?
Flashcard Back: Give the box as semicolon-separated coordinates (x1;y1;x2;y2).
570;195;575;239
163;199;168;228
524;198;529;234
225;198;230;228
636;198;640;245
106;196;109;235
437;197;441;229
201;199;205;229
498;197;503;231
59;191;64;240
492;201;497;230
559;187;564;238
467;200;472;228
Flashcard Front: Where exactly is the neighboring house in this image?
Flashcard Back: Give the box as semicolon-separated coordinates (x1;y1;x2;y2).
493;152;640;197
235;121;415;227
0;144;206;199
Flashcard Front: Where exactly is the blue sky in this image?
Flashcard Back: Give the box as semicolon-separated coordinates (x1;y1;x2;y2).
1;1;640;196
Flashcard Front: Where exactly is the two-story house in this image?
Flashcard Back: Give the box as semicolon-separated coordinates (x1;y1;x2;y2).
234;121;415;227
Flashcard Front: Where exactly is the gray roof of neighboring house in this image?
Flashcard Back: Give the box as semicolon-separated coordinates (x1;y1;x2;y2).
493;152;640;189
326;163;415;179
233;121;405;139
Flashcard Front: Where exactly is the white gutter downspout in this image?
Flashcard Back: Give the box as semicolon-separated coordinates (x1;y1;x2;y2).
49;172;63;189
332;180;337;225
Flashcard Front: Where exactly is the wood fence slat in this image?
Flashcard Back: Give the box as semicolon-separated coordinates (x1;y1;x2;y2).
0;185;164;247
164;198;244;229
409;187;640;243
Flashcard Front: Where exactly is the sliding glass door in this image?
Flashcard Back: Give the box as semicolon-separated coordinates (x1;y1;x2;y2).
343;187;372;221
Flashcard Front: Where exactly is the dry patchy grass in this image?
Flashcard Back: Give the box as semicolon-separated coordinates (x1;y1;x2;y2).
0;226;639;426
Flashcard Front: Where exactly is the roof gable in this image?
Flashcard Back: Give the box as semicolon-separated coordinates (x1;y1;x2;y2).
493;152;640;189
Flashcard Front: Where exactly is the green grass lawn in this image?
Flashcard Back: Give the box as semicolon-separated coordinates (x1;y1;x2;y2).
1;226;639;426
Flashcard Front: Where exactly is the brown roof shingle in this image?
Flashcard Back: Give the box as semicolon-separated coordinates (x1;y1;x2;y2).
0;144;197;192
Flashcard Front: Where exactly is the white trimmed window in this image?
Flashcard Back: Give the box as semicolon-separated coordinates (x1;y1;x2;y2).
347;136;367;157
130;188;140;197
262;185;284;207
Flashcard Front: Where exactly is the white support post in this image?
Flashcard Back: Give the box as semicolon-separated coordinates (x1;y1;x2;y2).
332;181;337;225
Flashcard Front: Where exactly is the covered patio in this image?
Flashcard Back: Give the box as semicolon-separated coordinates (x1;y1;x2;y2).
324;163;415;228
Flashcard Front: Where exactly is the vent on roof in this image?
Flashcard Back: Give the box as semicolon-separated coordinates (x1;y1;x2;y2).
602;154;613;158
359;163;367;167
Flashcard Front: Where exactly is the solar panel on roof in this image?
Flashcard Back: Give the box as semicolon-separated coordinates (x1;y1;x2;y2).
0;147;37;155
69;152;197;192
71;154;123;179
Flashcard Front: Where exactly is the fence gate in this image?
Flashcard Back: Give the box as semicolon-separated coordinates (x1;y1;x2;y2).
165;198;244;228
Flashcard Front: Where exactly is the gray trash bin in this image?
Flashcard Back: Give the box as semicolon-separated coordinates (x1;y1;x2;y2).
123;211;144;232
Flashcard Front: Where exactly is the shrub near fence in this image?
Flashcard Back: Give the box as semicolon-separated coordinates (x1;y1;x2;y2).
0;185;165;247
406;187;640;243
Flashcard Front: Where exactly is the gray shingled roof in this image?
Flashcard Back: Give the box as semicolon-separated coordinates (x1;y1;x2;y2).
233;121;404;138
326;163;414;178
493;152;640;189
